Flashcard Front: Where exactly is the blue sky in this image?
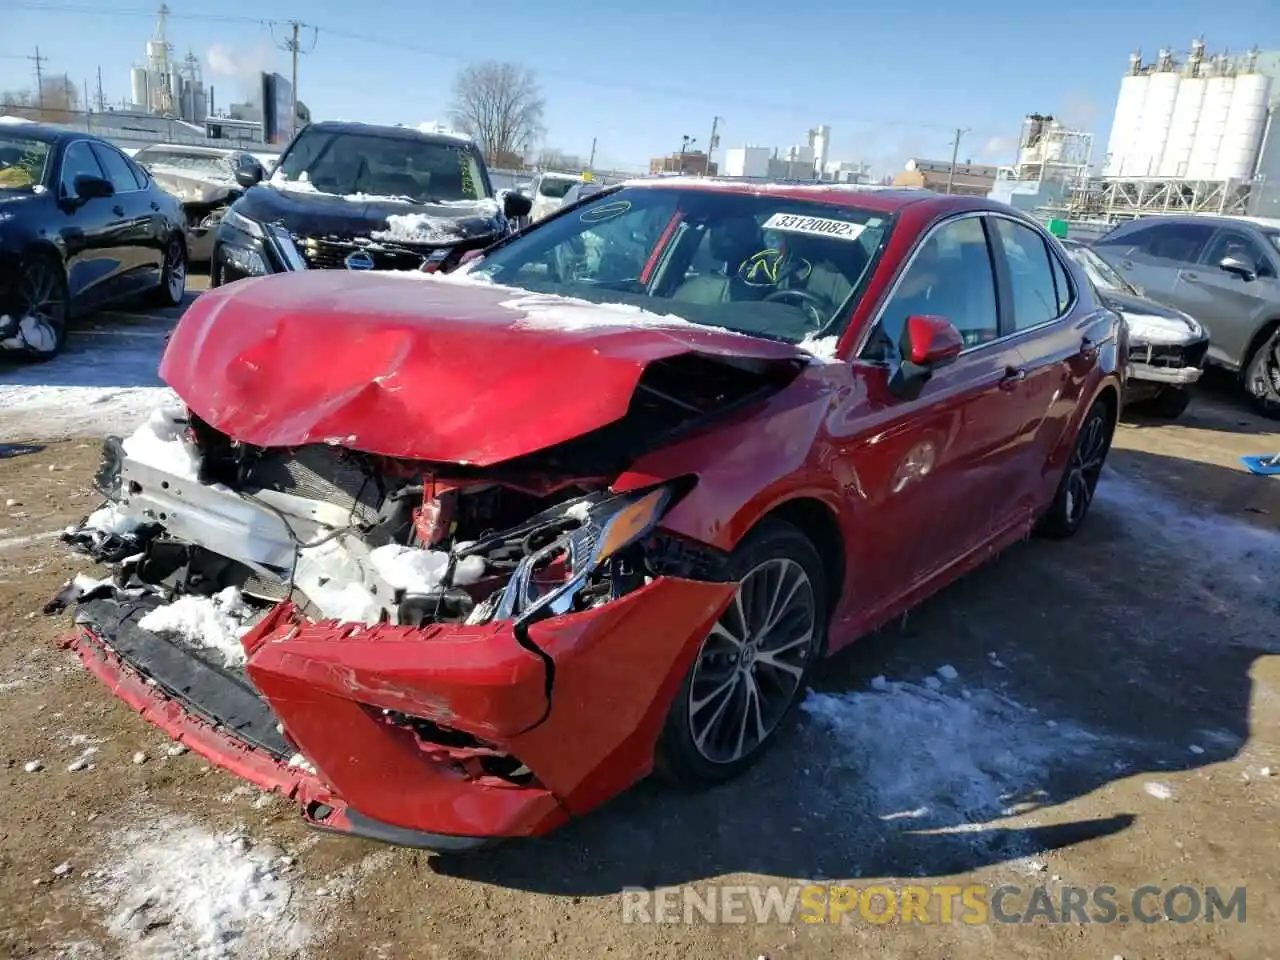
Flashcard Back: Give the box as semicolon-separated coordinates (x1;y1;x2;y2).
1;0;1272;174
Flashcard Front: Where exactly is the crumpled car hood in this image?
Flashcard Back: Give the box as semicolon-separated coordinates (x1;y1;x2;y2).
159;271;810;465
147;166;238;205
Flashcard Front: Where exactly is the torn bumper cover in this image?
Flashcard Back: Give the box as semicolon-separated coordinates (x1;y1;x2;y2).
59;419;735;850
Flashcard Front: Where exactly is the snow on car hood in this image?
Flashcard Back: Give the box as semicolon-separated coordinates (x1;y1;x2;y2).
234;175;504;247
147;165;239;204
158;271;811;465
1099;289;1206;345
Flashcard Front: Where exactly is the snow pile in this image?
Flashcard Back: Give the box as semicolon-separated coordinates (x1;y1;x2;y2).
503;291;741;336
137;587;254;668
1095;471;1280;619
417;121;472;142
81;503;142;538
801;676;1108;829
0;312;58;354
0;115;35;124
122;404;201;480
267;168;318;195
798;332;839;360
83;811;309;960
371;212;462;245
369;543;486;593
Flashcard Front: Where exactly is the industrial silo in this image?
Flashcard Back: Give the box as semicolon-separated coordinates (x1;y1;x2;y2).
1188;67;1234;179
130;66;149;110
1159;68;1206;177
1103;54;1148;177
1216;69;1272;179
1135;57;1180;177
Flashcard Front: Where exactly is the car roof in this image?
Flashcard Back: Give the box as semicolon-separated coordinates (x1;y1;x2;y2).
304;120;475;147
136;143;237;157
0;118;75;144
619;175;1008;216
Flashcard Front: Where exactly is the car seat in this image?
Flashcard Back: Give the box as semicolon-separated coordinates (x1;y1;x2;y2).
671;217;766;305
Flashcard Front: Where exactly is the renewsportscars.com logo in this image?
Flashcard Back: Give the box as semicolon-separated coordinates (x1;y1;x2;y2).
620;883;1248;926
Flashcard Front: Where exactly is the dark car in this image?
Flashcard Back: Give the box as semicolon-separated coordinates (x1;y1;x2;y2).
1061;238;1208;419
1089;214;1280;417
0;120;189;360
210;121;532;285
62;182;1123;851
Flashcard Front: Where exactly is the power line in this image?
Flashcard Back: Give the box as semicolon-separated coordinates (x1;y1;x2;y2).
29;45;46;107
9;1;1004;139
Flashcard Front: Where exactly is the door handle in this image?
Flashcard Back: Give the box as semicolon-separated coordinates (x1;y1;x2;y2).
998;365;1026;390
150;201;160;211
1181;271;1200;282
112;205;124;216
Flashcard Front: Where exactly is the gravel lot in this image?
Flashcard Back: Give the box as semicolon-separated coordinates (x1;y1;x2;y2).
0;280;1276;959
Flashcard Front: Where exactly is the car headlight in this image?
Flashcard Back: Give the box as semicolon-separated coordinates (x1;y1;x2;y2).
222;207;264;239
489;483;680;624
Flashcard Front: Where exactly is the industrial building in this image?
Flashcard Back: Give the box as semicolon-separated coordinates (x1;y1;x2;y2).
719;126;869;182
894;157;999;195
1027;41;1278;227
127;3;207;125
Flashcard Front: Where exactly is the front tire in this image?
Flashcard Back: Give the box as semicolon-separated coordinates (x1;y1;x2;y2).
1242;327;1280;420
1037;398;1114;539
147;235;187;308
3;253;69;361
656;519;827;787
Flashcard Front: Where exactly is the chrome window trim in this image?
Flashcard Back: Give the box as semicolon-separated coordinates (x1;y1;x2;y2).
853;208;1080;363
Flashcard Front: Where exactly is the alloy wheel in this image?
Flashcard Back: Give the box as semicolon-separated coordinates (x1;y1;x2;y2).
166;240;187;302
687;557;816;765
12;259;66;354
1247;333;1280;410
1064;410;1108;525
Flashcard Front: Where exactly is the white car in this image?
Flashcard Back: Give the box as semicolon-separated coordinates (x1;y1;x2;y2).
529;172;583;221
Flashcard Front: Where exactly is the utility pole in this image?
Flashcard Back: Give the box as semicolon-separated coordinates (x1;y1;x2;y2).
29;46;47;111
272;20;318;142
96;65;105;113
945;127;969;195
706;115;722;176
83;78;91;129
588;136;597;170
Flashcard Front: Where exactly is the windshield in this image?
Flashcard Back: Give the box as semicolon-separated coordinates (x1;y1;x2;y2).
0;132;51;190
471;186;893;344
273;129;490;203
538;177;579;199
1064;243;1138;296
1265;231;1280;256
135;148;234;179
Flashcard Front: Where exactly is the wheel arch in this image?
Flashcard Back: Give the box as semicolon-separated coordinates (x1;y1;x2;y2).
1240;317;1280;375
747;495;846;642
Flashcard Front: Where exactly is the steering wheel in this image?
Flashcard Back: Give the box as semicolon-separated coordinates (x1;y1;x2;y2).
763;287;829;330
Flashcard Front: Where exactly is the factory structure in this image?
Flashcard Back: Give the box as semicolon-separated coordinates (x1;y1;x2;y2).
721;125;871;183
993;40;1280;227
127;3;207;124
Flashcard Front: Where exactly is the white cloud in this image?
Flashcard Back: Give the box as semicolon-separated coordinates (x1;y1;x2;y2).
982;136;1017;159
205;43;274;81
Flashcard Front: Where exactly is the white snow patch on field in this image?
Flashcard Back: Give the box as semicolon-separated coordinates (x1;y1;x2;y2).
0;385;177;441
82;812;308;960
802;678;1107;828
137;587;255;668
1094;470;1280;617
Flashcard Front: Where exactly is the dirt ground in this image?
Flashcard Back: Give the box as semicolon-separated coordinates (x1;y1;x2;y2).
1;288;1278;958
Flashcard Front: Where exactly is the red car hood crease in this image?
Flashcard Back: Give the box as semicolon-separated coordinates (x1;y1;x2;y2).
161;272;811;465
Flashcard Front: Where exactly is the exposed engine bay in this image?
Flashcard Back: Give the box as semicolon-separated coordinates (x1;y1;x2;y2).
53;350;794;669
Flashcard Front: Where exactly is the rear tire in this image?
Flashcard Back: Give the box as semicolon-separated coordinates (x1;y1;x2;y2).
1036;398;1113;540
1242;326;1280;420
147;235;187;308
3;253;69;362
656;519;827;787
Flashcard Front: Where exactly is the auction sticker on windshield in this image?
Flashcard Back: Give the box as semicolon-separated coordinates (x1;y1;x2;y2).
762;212;866;241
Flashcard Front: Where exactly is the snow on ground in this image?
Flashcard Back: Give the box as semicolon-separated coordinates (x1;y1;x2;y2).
79;809;310;960
137;587;256;669
802;674;1109;833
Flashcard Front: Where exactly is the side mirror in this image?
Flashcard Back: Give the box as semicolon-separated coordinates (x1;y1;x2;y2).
888;315;965;401
73;174;114;201
1219;255;1257;281
234;162;264;189
503;191;533;219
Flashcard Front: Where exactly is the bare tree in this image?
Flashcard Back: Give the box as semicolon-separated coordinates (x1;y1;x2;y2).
1;74;80;124
449;61;545;164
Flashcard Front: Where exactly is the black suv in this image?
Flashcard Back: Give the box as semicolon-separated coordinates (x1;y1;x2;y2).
211;121;531;285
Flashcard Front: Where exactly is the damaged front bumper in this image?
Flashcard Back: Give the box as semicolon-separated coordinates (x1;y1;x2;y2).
57;416;735;849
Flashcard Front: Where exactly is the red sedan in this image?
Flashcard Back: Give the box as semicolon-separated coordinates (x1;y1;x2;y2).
59;179;1125;851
